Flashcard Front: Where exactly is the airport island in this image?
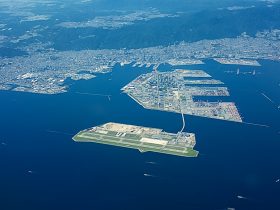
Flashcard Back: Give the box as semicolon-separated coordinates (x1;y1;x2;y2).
73;123;198;157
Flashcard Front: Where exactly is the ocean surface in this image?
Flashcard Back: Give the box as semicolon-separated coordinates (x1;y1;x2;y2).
0;60;279;210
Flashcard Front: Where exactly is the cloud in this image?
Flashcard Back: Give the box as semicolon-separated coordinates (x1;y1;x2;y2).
226;5;255;11
20;15;50;22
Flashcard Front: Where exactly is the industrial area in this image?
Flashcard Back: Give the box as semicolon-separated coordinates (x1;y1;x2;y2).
122;69;242;122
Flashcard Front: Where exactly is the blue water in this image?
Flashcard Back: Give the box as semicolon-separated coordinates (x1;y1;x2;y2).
0;61;280;210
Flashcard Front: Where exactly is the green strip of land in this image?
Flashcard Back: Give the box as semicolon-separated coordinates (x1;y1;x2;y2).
73;130;198;157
